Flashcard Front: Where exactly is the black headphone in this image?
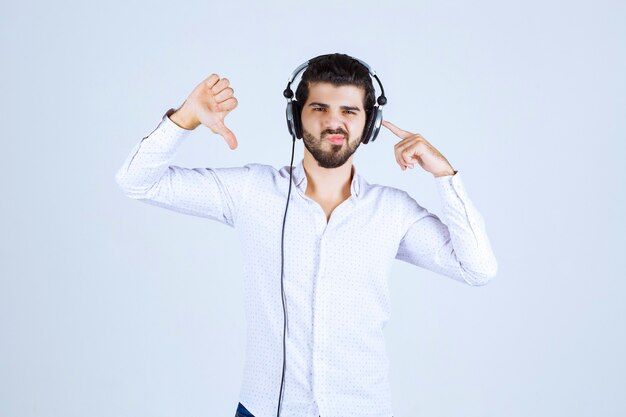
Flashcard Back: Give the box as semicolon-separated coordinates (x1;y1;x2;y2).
275;55;387;417
283;54;388;144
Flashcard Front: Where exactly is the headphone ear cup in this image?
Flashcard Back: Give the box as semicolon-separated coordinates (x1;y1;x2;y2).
293;100;303;139
286;101;296;138
361;108;377;144
368;108;383;143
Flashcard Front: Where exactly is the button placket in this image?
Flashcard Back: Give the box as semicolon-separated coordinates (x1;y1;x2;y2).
312;220;331;411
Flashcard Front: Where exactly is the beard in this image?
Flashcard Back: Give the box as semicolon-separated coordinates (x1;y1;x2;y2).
301;127;362;169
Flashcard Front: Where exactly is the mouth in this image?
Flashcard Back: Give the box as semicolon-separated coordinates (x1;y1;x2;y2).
325;134;346;144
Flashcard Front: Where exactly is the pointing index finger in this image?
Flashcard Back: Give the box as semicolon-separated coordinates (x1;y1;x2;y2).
382;120;411;139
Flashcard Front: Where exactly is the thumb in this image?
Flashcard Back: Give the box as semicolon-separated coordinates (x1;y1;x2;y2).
212;120;238;150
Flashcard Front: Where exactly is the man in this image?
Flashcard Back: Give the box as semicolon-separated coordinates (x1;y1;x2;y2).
115;53;498;417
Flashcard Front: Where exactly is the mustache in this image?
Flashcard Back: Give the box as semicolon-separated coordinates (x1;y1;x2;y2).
321;129;348;138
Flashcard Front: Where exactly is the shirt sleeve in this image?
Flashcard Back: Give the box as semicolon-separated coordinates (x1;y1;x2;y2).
394;171;498;286
114;108;251;228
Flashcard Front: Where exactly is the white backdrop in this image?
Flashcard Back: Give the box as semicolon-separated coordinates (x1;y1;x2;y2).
1;0;624;416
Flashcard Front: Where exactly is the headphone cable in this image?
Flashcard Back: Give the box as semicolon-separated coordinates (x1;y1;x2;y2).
277;133;296;417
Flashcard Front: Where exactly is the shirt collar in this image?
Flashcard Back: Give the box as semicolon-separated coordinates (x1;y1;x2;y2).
291;158;361;199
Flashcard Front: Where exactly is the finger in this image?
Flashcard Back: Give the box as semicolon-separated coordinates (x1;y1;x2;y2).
211;77;230;95
394;149;404;170
393;143;409;170
398;138;424;159
206;95;221;112
214;87;234;103
203;74;220;89
394;150;410;171
394;142;412;170
222;126;238;150
382;119;412;140
401;150;418;166
211;120;238;150
218;96;238;112
399;145;420;167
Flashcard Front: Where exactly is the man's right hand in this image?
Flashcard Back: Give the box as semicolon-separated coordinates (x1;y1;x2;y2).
169;74;239;150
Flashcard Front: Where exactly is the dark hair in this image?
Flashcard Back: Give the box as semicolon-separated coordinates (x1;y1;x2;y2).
295;53;376;116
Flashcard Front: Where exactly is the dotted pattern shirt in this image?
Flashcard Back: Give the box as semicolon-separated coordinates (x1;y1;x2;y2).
115;109;499;417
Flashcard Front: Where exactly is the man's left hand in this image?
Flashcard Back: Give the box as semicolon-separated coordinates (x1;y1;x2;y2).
382;119;456;177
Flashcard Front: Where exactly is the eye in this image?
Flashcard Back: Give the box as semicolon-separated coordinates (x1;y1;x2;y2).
313;108;356;114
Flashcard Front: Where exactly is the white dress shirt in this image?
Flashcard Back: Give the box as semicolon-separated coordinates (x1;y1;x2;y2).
115;108;498;417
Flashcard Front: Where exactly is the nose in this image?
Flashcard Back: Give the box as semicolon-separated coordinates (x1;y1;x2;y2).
320;109;347;131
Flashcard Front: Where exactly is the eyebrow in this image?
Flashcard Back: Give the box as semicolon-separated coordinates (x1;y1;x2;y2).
307;102;361;112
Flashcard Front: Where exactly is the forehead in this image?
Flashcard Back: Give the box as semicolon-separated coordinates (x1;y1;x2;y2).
305;82;365;108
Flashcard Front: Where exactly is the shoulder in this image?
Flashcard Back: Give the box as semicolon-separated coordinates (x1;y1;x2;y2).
361;178;416;203
236;163;287;186
360;178;428;216
240;162;282;178
240;162;272;172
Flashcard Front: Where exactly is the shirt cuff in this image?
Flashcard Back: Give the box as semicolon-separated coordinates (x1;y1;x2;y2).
434;170;469;202
136;108;193;154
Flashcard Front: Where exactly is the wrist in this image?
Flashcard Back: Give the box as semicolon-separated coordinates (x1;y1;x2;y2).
169;107;200;130
433;168;456;177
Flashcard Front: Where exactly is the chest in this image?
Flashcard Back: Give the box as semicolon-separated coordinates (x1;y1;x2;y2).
306;192;350;224
315;199;344;223
237;187;405;277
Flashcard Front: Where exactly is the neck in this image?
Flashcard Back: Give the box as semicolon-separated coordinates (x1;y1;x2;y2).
302;150;354;200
